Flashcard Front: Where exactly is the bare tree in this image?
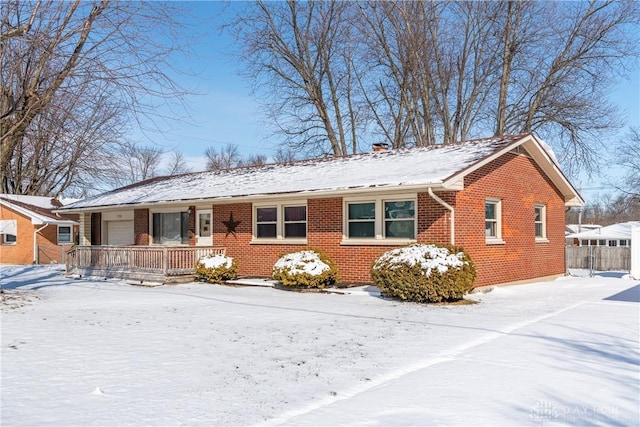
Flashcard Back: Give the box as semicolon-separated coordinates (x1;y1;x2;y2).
239;154;268;167
164;150;192;176
614;127;640;198
272;147;298;164
104;143;164;188
204;144;242;171
1;0;193;196
229;0;360;157
228;1;638;175
493;0;638;175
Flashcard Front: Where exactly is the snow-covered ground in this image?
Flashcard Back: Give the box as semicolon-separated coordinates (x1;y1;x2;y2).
1;265;638;426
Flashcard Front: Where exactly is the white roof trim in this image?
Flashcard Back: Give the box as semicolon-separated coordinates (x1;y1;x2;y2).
442;134;584;207
0;199;77;226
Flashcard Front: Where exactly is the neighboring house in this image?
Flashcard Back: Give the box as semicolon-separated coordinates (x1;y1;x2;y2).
566;221;640;247
565;223;602;235
58;133;583;287
0;195;79;265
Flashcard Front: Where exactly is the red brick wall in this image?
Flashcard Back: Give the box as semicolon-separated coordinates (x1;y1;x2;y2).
0;205;78;265
208;153;566;287
134;209;150;245
454;153;566;287
1;205;35;264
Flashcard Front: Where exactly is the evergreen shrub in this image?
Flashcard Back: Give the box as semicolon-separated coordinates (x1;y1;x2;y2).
272;249;338;288
370;243;476;303
196;254;238;283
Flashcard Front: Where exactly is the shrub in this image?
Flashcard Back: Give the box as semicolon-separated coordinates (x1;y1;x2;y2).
196;254;238;283
272;249;338;289
370;244;476;303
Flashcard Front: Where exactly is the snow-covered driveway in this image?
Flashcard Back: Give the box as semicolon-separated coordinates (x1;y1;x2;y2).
1;266;638;426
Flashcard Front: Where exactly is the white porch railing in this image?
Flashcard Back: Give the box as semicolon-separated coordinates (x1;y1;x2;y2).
66;245;226;278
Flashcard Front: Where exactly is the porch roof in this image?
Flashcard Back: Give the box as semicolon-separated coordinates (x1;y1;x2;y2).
59;133;584;211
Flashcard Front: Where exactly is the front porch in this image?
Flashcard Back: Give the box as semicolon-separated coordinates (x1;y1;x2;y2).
66;245;226;284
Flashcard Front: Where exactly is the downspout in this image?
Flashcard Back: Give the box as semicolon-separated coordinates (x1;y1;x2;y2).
33;223;50;264
428;187;455;245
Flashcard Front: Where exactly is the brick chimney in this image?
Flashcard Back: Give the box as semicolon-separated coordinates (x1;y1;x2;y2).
372;143;389;152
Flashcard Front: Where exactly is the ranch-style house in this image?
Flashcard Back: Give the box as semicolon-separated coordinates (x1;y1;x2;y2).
58;133;584;287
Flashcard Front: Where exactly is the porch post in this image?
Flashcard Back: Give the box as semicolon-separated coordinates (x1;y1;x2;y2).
79;212;91;246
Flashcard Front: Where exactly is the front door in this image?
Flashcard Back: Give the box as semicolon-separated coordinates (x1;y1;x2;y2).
196;209;212;246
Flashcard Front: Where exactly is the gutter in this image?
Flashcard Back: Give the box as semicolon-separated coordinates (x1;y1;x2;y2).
428;187;455;245
33;223;50;264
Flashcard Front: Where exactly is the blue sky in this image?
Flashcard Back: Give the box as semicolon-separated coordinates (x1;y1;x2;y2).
135;1;639;203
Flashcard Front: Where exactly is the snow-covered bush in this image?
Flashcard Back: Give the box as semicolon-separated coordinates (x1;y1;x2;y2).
272;249;338;289
370;244;476;303
195;254;238;283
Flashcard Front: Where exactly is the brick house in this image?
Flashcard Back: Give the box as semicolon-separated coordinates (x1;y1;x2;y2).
59;134;583;287
0;195;79;265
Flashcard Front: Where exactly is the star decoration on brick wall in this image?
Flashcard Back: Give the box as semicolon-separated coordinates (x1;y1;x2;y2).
222;212;241;237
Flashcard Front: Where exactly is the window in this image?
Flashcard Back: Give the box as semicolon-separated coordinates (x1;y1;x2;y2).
256;207;277;238
58;226;72;244
254;203;306;241
384;200;415;238
620;240;629;247
3;233;16;244
344;196;416;242
347;202;375;238
284;206;307;238
485;199;502;242
152;212;189;245
534;204;547;241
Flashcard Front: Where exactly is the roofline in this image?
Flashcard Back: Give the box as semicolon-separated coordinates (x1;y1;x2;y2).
442;133;585;207
55;182;449;213
0;199;78;225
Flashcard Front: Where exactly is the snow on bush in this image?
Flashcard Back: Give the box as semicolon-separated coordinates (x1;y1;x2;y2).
272;249;338;288
195;254;238;283
371;244;476;303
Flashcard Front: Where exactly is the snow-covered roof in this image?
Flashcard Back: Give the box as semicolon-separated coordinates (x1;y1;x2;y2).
566;221;640;240
566;224;602;235
0;195;78;226
61;133;583;211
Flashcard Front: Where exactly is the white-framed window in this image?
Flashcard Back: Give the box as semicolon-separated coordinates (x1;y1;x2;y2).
253;202;307;242
620;240;629;247
151;211;190;245
485;198;503;243
58;226;72;244
2;233;16;244
343;195;416;243
534;204;547;241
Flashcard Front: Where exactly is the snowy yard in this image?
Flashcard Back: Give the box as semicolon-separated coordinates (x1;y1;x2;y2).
1;265;638;426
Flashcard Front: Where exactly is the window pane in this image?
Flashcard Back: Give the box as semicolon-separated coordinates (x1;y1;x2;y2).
349;203;375;220
161;212;181;244
153;212;189;245
284;206;306;222
349;222;374;238
257;207;277;222
385;220;415;238
257;223;276;238
485;221;496;238
284;223;306;238
199;213;211;237
58;226;72;243
4;234;16;243
485;203;496;220
535;223;543;238
385;201;415;219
